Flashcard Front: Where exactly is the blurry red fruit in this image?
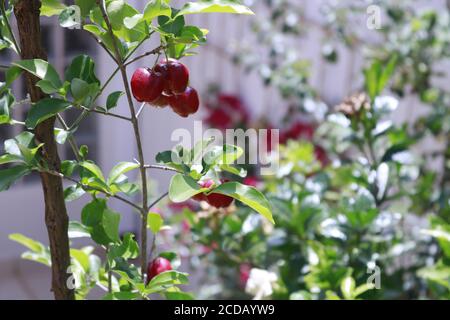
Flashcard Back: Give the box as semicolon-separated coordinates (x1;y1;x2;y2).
239;263;252;288
314;145;329;167
205;108;233;129
243;176;260;187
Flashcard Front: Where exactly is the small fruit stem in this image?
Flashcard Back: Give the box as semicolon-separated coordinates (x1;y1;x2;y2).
96;0;150;279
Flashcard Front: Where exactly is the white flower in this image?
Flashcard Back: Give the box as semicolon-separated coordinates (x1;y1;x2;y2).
245;268;278;300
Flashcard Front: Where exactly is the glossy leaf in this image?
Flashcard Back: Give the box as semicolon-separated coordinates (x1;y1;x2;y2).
25;98;71;129
212;181;275;224
177;1;254;16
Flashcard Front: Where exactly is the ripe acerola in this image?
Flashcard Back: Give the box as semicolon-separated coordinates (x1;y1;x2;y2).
146;257;172;284
168;87;199;118
131;68;164;103
149;94;170;108
192;179;234;208
154;59;190;95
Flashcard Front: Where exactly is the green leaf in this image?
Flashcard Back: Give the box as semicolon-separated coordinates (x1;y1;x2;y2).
13;59;62;90
220;164;247;177
108;161;139;185
146;271;189;294
143;0;171;22
378;55;397;93
54;128;71;145
83;24;127;58
70;78;90;102
102;208;121;243
0;165;31;191
79;161;106;182
9;233;45;253
64;184;86;202
341;276;356;300
212;182;275;224
9;233;51;266
25;98;71;129
168;173;208;203
106;0;149;42
68;221;91;238
81;198;106;227
0;8;19;53
177;1;254;16
70;248;90;272
65;55;100;85
0;154;24;165
36;79;60;94
103;292;141;300
0;90;15;125
165;291;194;300
81;198;121;245
106;91;123;110
109;232;139;260
147;212;164;233
158;15;185;36
75;0;96;17
41;0;67;17
203;144;243;167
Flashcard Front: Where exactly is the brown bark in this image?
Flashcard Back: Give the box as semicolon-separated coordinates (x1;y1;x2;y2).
14;0;74;300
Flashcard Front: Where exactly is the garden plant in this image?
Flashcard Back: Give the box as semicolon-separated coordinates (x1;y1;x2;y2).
0;0;274;300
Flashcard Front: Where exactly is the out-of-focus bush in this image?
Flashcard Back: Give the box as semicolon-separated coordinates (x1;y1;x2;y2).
166;0;450;300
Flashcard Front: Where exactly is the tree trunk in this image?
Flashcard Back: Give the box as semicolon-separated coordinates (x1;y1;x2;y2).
14;0;75;300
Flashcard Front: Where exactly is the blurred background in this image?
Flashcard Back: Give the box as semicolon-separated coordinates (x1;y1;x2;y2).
1;0;449;299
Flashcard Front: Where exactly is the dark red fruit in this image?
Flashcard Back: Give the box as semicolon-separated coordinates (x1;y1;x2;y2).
131;68;164;103
146;257;172;285
154;59;189;95
192;179;234;208
149;94;170;108
205;192;234;208
192;180;215;202
168;87;200;118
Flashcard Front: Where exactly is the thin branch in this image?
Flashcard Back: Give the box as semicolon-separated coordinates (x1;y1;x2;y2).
124;45;165;67
85;31;118;65
136;102;146;118
148;191;169;211
106;246;112;294
56;114;81;162
96;0;150;279
44;169;142;212
144;164;183;174
82;107;132;121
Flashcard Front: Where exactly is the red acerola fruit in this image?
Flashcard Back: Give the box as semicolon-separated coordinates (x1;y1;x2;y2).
205;192;234;208
154;59;189;95
149;93;170;108
131;68;164;103
192;179;215;202
192;179;234;208
146;257;172;284
168;87;200;118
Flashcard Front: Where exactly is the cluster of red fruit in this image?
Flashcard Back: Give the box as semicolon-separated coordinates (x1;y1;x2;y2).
131;59;199;118
192;179;234;208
